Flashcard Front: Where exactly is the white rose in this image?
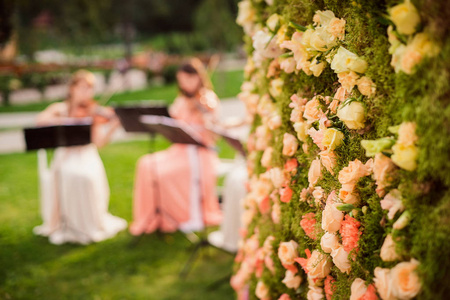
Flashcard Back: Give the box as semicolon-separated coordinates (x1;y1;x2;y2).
331;47;368;74
350;278;368;300
337;101;365;130
331;246;351;273
322;202;344;233
389;1;420;35
390;259;422;299
320;232;340;253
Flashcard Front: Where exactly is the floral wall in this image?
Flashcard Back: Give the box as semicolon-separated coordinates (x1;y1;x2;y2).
232;0;450;299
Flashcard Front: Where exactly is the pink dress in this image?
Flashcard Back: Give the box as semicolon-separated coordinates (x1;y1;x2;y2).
129;89;222;235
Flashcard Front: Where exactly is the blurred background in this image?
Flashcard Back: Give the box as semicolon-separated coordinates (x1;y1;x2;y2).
0;1;246;299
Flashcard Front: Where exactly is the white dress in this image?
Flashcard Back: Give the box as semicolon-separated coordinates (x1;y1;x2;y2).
33;103;127;244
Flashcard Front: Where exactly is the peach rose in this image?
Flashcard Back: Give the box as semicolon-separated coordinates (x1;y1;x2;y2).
319;150;337;175
265;255;275;274
271;201;281;224
334;86;351;102
328;99;340;114
285;158;298;174
331;245;351;273
322;202;344;233
300;212;317;240
263;235;275;255
327;18;346;41
373;153;396;197
307;127;325;150
308;158;322;187
269;167;285;189
339;187;360;205
397;122;418;147
390;259;422;299
255;280;270;300
278;240;299;265
401;47;422;74
374;267;395;300
380;189;404;220
307;285;325;300
267;58;281;78
350;278;368;300
338;71;359;92
282;133;299;156
261;147;274;168
268;114;282;130
306;250;332;280
339;159;373;188
280;56;296;74
320;232;340;253
282;270;302;289
380;234;401;262
357;76;376;97
303;98;323;124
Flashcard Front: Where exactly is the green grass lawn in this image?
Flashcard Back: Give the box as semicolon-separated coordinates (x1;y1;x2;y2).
0;69;243;113
0;138;237;299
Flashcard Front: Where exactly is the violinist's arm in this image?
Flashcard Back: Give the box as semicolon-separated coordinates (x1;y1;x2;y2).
91;117;121;148
36;102;68;126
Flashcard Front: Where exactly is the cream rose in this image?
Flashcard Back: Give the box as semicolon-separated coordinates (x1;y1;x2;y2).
322;202;344;233
278;240;299;265
389;1;420;35
320;232;340;253
331;245;351;274
350;278;368;300
374;267;395;300
307;285;324;300
266;14;280;32
380;234;401;262
307;250;332;279
391;259;422;299
357;76;376;97
337;101;365;130
293;121;310;142
282;269;303;289
269;78;284;98
255;280;270;299
282;133;299;156
269;167;285;189
268;113;282;130
331;47;368;74
322;128;344;150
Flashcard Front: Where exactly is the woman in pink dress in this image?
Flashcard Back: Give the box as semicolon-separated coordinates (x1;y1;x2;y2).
129;62;222;235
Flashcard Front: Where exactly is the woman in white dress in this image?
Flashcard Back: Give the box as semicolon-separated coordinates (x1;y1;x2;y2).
33;70;127;245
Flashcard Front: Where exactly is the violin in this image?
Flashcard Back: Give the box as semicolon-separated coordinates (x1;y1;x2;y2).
69;99;117;125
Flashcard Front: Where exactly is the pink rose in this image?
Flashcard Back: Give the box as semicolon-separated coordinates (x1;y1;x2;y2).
340;215;361;253
360;285;379;300
308;158;322;187
331;245;351;274
328;99;340;114
300;212;317;240
278;240;299;265
319;150;337;175
282;269;302;289
271;201;281;224
380;189;404;220
284;158;298;174
303;98;324;124
278;294;291;300
282;133;299;156
322;202;344;233
255;280;270;300
324;275;336;300
307;127;325;150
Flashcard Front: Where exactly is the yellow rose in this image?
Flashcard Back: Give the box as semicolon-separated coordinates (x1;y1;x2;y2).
293;121;310;142
322;128;344;150
391;143;418;171
331;47;368;74
337;101;366;130
269;78;284;98
310;30;327;51
390;259;422;299
309;58;327;77
389;0;420;35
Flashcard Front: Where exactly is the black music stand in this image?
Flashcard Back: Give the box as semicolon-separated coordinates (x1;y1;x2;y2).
24;123;92;151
